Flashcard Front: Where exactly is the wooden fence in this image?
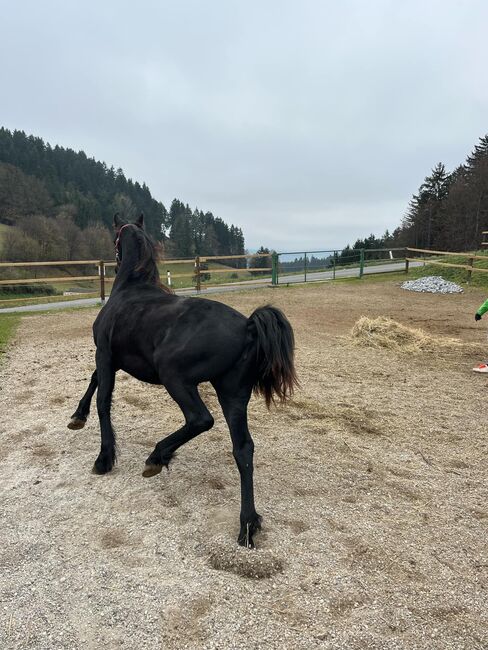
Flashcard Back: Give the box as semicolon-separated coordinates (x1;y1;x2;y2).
0;253;273;304
405;247;488;280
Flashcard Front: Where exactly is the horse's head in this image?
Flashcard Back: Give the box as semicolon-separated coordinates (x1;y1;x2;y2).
111;213;166;290
113;213;145;266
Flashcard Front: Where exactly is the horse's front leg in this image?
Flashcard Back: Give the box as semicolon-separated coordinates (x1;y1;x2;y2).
92;353;116;474
67;370;98;430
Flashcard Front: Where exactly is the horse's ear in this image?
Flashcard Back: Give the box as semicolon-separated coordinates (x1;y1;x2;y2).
135;213;144;229
113;213;123;229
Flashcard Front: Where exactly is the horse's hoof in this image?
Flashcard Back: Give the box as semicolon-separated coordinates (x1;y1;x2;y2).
92;455;113;475
92;463;112;475
238;515;263;548
68;417;86;430
142;463;163;478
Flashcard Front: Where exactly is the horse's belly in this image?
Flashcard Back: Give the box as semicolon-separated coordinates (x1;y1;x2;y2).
118;356;160;385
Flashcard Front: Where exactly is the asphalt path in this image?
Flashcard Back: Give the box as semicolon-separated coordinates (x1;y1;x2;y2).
0;260;417;314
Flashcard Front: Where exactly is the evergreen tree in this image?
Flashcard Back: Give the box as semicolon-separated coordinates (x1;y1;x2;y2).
170;213;194;257
250;246;271;274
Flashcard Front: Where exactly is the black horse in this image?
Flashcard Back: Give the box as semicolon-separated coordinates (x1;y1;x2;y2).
68;214;297;547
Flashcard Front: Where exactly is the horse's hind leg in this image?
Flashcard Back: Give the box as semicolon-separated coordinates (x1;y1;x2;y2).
214;383;261;548
67;370;98;430
143;382;214;477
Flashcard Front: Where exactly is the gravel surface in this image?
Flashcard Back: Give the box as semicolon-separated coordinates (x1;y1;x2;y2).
1;282;487;649
401;275;464;294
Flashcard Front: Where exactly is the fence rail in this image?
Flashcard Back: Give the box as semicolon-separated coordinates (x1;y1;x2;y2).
406;247;488;261
0;252;276;303
0;247;411;306
405;247;488;280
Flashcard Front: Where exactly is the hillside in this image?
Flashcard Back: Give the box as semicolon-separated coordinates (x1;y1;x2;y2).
0;128;245;262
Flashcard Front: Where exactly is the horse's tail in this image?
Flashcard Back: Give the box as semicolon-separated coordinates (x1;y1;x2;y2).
248;305;298;408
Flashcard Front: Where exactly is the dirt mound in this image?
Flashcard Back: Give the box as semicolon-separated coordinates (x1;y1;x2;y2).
207;536;284;579
351;316;462;353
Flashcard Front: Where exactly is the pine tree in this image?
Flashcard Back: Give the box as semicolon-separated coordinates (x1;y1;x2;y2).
170;213;194;257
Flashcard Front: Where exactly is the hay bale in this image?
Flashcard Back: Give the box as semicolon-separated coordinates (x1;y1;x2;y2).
351;316;460;353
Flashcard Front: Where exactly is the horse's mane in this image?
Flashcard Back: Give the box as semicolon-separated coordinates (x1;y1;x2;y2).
132;227;173;294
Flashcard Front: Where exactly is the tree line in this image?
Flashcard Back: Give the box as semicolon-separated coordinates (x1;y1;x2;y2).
398;135;488;251
338;134;488;257
165;199;245;263
0;128;245;262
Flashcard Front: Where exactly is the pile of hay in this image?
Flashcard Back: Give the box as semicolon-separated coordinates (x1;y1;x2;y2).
351;316;461;353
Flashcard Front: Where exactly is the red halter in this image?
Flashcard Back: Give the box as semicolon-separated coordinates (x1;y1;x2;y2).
114;224;131;262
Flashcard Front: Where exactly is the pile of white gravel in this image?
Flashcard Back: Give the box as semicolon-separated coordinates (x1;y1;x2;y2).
401;275;463;294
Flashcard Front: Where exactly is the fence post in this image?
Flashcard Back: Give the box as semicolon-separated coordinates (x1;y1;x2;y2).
167;270;172;288
195;256;201;292
359;249;365;278
467;257;474;283
271;252;278;285
333;251;336;280
99;260;105;302
405;258;410;274
304;252;308;282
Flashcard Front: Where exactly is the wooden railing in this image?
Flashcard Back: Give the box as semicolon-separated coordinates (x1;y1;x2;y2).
0;253;274;305
405;247;488;280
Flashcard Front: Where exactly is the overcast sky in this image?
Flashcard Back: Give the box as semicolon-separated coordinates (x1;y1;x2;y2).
2;1;488;250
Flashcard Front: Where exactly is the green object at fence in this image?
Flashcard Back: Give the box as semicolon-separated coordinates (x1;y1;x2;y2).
359;249;365;278
271;252;278;285
304;253;307;282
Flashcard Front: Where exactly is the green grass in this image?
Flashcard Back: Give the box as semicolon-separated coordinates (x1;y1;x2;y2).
343;271;407;284
0;222;12;244
407;252;488;289
0;223;13;259
0;293;100;309
0;313;21;359
277;271;409;287
159;260;259;289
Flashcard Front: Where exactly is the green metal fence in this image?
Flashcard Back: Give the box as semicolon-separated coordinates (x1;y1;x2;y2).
272;248;406;285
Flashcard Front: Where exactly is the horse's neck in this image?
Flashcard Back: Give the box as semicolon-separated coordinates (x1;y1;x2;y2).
113;250;160;290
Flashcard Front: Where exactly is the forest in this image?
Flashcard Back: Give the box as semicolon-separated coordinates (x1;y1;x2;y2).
337;134;488;260
3;128;487;266
0;128;245;262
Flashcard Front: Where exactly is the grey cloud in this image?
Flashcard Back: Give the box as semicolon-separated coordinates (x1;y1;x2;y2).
1;0;487;249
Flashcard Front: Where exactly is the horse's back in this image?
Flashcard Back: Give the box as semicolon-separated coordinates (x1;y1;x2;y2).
151;296;250;383
94;287;250;384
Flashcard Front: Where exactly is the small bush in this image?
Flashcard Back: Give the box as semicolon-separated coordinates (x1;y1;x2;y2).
193;273;211;283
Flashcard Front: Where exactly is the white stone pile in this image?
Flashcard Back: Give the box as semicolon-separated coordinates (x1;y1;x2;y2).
401;275;463;294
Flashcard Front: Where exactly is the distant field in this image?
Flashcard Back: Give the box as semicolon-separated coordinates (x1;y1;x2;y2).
158;260;264;289
0;223;12;248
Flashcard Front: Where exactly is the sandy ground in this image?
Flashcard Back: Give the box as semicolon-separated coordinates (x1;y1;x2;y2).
0;280;487;649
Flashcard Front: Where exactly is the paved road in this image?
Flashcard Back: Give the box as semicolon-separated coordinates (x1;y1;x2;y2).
0;260;415;314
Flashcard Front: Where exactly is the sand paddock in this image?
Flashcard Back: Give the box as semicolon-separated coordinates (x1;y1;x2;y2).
0;280;487;649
